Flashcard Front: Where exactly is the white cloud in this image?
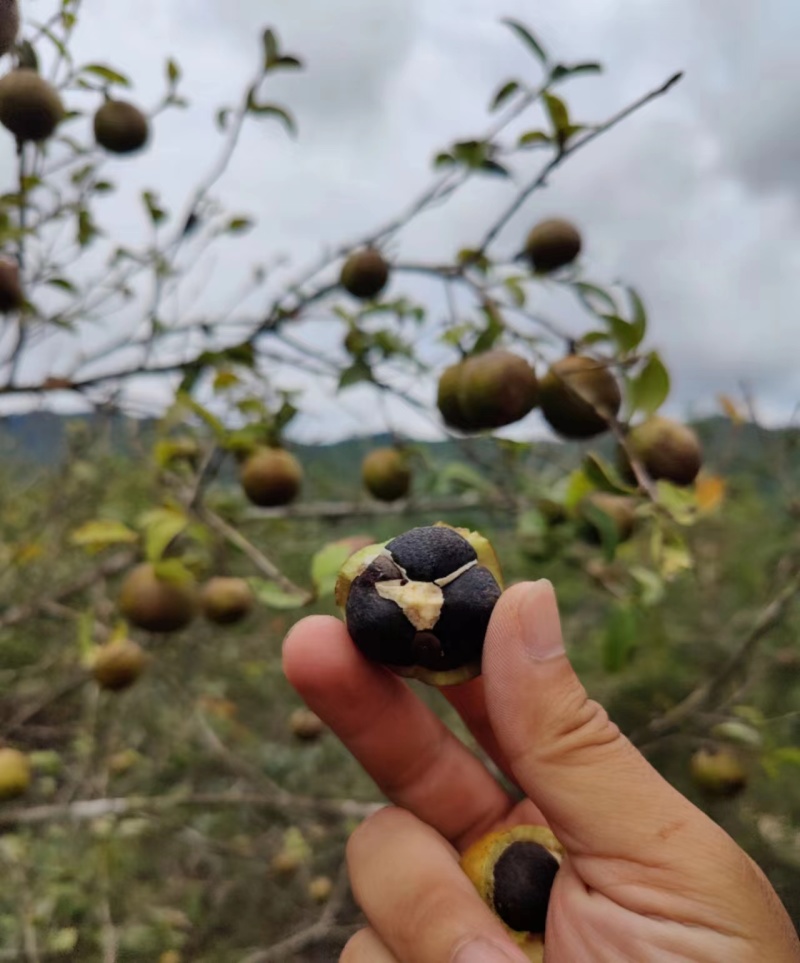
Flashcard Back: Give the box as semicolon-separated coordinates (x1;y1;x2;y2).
3;0;799;439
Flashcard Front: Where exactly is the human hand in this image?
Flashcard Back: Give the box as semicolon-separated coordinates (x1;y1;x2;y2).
283;580;800;962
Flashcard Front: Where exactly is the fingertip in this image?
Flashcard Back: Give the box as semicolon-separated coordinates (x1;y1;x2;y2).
281;614;353;689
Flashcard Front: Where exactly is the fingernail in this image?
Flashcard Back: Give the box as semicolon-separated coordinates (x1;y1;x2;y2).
453;938;530;963
519;580;565;662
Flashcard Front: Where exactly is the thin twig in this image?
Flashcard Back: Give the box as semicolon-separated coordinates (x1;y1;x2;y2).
477;72;684;254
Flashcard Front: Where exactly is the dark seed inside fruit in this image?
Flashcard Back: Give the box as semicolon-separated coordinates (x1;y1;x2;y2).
492;841;559;935
386;526;476;582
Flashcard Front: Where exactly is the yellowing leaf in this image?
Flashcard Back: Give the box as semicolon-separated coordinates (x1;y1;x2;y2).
695;475;726;514
140;507;188;562
71;519;139;552
718;394;744;425
13;542;44;565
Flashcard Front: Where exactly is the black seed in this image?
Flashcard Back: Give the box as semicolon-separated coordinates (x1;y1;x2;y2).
492;841;559;935
386;526;476;582
436;566;502;668
346;568;416;666
411;632;444;669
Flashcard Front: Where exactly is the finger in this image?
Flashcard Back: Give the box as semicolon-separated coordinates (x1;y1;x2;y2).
483;581;756;895
442;676;513;778
347;807;530;963
340;927;399;962
283;616;511;847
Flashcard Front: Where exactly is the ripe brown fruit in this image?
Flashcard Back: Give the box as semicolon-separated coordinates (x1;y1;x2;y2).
0;256;23;312
539;355;621;439
92;639;148;692
0;69;64;142
690;746;748;798
119;563;198;633
437;351;538;432
240;448;303;508
362;447;412;502
461;825;564;960
289;708;326;742
0;747;31;801
200;577;254;625
579;493;638;545
524;219;582;273
622;416;702;487
340;248;390;300
0;1;19;58
93;99;149;154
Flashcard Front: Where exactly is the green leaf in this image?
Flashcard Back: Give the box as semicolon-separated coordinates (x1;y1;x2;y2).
543;92;570;138
46;277;77;293
246;97;297;136
480;159;511;178
176;392;228;442
81;64;131;87
563;468;595;512
262;28;280;68
275;55;303;70
505;277;526;307
70;519;139;552
517;130;551;149
628;287;647;344
142;190;166;226
434;152;455;169
603;603;638;673
767;747;800;770
311;541;356;599
551;62;602;81
166;58;181;86
226;217;254;234
216;107;232;131
573;282;619;315
583;453;636;495
629;566;665;607
140;507;189;563
339;361;373;389
473;302;505;353
491;80;521;111
582;500;620;561
602;314;642;354
249;579;309;610
627;352;671;417
153;558;196;587
711;721;763;750
502;19;547;64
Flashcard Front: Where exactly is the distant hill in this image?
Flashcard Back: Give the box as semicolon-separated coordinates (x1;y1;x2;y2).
1;410;796;499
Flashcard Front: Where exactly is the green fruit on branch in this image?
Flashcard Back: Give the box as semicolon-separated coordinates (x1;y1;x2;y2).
622;416;702;487
240;447;303;507
119;563;198;633
0;68;64;141
690;746;748;798
200;577;254;625
340;248;390;300
0;256;23;312
93;99;149;154
539;355;621;439
524;218;582;273
308;875;333;903
289;707;326;741
437;350;538;432
362;447;412;503
92;639;149;692
0;747;31;801
460;825;564;962
578;492;638;545
335;524;503;686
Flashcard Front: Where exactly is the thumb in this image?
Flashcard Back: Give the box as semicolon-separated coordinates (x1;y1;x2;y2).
483;580;718;869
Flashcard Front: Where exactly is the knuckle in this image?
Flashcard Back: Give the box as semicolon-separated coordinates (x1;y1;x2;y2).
537;686;625;767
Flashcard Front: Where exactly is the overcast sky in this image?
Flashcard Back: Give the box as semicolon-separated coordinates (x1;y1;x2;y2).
5;0;800;441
